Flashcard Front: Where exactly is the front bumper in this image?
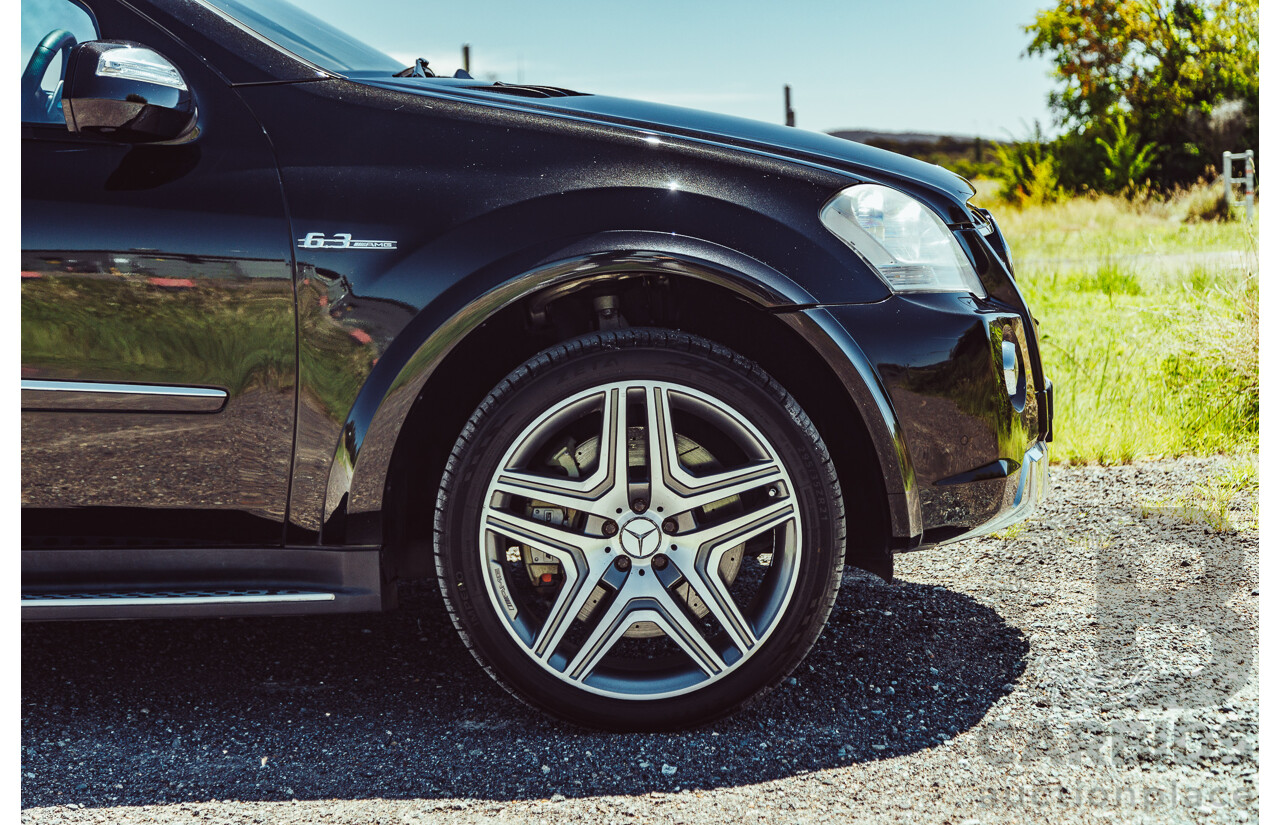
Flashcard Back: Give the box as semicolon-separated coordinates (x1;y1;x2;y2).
810;298;1052;551
940;440;1049;544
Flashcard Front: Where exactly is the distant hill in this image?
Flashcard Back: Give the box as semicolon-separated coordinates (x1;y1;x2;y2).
828;129;967;145
826;129;1007;179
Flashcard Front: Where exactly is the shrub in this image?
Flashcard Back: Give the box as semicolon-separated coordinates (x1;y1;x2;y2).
1094;112;1158;194
1180;177;1233;223
994;124;1063;206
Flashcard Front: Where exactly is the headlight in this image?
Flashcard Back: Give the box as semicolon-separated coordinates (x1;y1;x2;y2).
820;184;986;297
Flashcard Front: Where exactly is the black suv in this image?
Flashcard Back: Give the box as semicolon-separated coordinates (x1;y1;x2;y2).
21;0;1052;730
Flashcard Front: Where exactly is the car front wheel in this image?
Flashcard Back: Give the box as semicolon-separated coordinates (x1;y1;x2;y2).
435;329;844;730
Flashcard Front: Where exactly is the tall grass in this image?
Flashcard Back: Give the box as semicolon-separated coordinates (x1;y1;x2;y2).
973;180;1259;463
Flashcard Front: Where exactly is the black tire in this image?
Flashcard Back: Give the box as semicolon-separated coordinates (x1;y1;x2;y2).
434;328;844;731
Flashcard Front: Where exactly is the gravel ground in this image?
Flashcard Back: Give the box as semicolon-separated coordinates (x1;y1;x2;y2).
21;456;1259;824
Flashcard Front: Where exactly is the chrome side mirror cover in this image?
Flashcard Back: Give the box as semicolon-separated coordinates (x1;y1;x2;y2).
62;40;197;143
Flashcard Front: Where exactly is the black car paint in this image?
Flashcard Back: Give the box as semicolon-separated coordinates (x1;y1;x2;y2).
22;0;1049;611
22;0;296;546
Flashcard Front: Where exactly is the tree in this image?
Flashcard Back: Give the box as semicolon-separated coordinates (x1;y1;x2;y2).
1026;0;1259;188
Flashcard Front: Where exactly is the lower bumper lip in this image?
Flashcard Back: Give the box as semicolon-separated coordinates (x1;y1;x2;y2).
941;440;1049;545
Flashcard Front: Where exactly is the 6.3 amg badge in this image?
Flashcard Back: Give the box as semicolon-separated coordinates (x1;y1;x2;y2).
297;232;397;250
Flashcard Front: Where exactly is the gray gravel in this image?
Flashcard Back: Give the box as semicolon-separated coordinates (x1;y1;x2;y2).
22;456;1258;824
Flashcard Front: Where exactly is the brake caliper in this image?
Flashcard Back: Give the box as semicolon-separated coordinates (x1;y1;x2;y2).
522;443;579;588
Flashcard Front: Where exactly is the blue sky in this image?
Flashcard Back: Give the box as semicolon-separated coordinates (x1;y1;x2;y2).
303;0;1061;140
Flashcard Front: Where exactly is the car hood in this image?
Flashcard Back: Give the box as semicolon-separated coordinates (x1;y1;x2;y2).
362;77;977;221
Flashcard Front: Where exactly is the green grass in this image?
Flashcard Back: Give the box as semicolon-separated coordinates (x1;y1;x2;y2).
972;179;1259;464
989;523;1027;541
1139;457;1259;532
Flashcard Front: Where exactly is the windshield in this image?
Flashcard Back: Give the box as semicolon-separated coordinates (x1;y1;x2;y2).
200;0;402;75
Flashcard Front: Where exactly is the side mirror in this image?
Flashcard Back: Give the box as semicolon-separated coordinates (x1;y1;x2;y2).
61;40;197;143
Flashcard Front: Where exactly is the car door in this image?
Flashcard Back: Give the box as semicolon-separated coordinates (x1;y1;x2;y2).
20;0;297;546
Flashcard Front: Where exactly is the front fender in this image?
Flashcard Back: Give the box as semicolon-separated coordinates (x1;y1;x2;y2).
324;233;918;549
780;307;922;543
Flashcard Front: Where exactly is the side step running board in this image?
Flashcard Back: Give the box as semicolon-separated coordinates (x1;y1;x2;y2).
21;546;387;620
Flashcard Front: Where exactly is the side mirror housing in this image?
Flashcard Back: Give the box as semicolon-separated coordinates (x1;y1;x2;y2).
62;40;197;143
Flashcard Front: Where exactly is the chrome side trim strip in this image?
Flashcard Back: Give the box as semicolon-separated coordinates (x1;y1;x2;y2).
21;380;228;413
21;380;227;397
22;591;335;608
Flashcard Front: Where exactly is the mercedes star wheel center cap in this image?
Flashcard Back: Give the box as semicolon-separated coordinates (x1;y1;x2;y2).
619;518;661;559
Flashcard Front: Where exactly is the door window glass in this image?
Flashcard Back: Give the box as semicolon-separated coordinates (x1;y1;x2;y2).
21;0;98;124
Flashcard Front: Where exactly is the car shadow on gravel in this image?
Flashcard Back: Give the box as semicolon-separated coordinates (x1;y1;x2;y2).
21;570;1027;808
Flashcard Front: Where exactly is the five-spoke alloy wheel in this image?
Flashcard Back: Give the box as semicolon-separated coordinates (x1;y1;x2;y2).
435;329;844;730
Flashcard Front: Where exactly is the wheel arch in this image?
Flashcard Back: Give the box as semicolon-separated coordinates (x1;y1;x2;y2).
330;236;917;579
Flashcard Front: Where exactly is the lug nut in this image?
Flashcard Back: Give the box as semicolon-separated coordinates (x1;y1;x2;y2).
662;518;679;534
652;554;668;571
632;499;648;514
602;520;618;536
614;556;631;572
